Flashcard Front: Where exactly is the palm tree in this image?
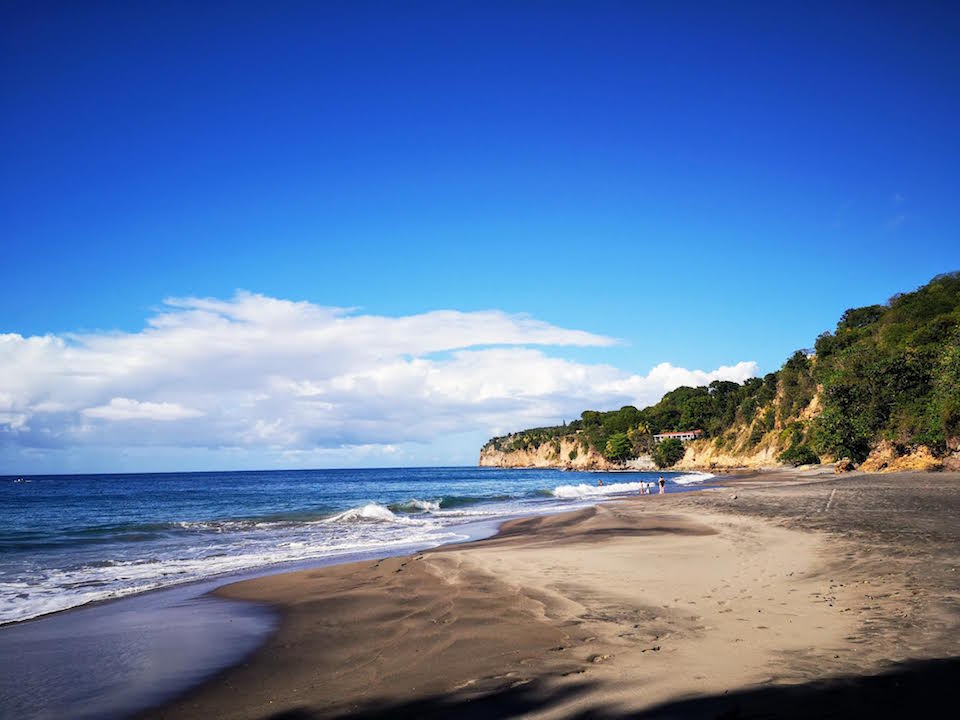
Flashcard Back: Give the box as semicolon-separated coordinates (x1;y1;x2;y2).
630;421;652;454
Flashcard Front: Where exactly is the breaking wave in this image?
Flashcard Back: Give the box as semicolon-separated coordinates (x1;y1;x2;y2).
551;480;656;499
551;471;713;498
670;471;714;485
388;498;442;514
325;503;427;525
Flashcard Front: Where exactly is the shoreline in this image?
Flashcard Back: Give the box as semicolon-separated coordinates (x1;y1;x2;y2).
0;513;509;630
143;468;960;719
7;468;957;719
4;474;699;720
0;514;514;720
0;467;698;629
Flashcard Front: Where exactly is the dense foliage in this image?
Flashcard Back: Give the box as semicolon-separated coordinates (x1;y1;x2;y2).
778;443;820;467
604;432;633;462
653;438;686;468
809;271;960;461
486;377;782;468
485;272;960;468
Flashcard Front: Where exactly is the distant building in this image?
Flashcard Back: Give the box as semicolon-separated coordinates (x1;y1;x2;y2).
653;430;703;443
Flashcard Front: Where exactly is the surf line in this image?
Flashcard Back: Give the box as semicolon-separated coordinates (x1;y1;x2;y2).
824;488;837;512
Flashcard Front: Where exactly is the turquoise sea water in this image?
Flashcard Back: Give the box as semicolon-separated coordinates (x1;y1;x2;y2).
0;466;711;626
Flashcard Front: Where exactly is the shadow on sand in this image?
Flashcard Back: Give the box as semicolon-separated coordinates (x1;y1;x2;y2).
267;656;960;719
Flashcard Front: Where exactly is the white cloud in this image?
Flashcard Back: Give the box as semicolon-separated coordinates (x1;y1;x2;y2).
0;293;758;466
82;398;204;421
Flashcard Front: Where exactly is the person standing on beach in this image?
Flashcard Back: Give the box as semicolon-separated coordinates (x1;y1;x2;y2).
658;475;665;494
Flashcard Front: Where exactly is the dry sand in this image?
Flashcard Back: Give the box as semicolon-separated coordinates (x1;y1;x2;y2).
145;470;960;719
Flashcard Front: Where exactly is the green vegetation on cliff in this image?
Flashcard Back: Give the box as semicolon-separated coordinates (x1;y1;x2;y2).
483;272;960;468
810;271;960;461
652;438;685;468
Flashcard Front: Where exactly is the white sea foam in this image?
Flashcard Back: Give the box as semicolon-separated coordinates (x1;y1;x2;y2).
551;472;713;499
174;520;259;532
325;503;424;525
394;498;442;513
671;471;714;485
433;507;505;517
0;524;462;625
551;481;655;499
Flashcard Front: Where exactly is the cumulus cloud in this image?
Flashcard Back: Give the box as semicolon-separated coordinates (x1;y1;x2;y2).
0;293;758;462
82;398;204;421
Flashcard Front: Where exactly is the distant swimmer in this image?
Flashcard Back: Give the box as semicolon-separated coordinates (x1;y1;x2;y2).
658;475;666;495
598;478;604;487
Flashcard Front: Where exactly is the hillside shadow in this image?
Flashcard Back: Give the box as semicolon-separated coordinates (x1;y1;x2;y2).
267;656;960;719
635;656;960;719
268;677;597;720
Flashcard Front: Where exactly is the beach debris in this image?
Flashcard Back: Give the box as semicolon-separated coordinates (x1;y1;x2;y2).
835;457;855;473
590;654;611;663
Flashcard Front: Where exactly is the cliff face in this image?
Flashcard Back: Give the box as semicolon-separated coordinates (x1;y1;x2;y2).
672;397;951;472
672;438;781;470
671;392;821;470
479;435;655;471
481;424;952;473
480;273;960;474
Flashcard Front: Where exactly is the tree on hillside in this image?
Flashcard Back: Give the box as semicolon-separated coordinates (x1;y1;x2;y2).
628;421;653;455
778;444;820;466
604;432;633;463
779;350;816;423
652;438;685;468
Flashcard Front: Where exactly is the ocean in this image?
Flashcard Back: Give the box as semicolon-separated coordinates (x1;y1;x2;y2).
1;466;710;626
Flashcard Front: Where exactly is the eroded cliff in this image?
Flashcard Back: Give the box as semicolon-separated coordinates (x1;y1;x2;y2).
479;435;655;471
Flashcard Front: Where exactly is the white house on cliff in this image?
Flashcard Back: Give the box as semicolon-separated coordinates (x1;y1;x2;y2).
653;430;703;443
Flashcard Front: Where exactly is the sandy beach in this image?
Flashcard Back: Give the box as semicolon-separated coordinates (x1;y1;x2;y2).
145;469;960;719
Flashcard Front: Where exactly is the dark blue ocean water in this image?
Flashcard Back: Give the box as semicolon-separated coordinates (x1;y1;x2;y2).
0;466;710;625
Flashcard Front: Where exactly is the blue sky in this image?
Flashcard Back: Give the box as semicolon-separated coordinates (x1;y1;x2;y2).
1;1;958;472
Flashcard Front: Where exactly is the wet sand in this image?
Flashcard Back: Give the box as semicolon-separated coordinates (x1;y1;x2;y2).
145;470;960;719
